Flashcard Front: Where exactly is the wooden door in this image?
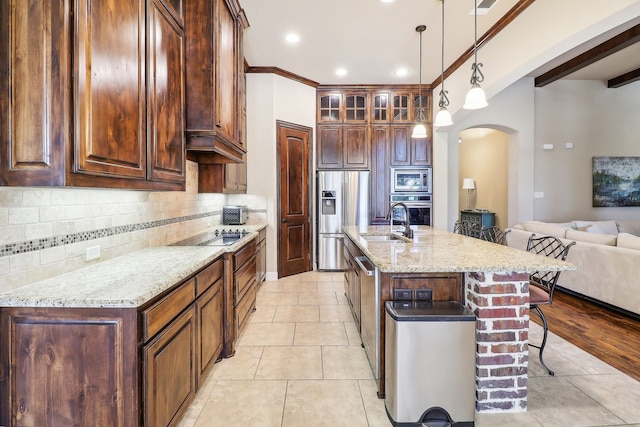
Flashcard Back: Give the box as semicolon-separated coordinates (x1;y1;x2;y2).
147;0;186;185
74;0;147;179
277;121;312;278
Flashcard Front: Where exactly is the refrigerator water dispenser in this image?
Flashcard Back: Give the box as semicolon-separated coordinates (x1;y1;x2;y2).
321;191;336;215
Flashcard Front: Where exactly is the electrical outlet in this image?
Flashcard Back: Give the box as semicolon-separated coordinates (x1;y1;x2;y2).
394;288;412;301
414;288;433;301
86;245;101;261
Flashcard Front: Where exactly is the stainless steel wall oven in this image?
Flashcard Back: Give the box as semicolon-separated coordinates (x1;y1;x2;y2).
389;193;432;226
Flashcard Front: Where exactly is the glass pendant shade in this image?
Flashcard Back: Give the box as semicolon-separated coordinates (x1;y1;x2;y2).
434;107;453;127
411;122;427;139
463;83;488;110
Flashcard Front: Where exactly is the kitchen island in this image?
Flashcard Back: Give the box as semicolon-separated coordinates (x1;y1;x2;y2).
0;225;265;427
343;225;574;413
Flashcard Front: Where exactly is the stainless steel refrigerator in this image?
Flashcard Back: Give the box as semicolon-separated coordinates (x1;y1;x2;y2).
317;171;369;270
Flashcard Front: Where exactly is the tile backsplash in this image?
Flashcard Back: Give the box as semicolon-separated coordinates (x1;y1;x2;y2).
0;161;266;292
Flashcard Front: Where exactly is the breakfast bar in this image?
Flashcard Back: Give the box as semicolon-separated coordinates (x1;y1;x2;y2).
343;225;575;413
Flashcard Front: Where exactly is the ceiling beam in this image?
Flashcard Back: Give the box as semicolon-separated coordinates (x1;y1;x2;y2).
431;0;535;88
535;23;640;87
608;67;640;88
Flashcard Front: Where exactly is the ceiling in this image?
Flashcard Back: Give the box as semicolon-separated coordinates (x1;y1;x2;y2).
241;0;640;88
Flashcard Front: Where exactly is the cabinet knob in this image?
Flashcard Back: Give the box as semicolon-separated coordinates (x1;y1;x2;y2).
216;121;222;128
282;219;287;223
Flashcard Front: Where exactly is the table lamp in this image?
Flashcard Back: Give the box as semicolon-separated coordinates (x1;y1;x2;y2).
462;178;475;210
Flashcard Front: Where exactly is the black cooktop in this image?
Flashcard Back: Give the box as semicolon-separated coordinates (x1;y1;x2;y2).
172;229;251;247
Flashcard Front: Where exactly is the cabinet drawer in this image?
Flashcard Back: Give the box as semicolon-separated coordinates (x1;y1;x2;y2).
234;239;256;269
235;285;256;335
235;257;256;306
195;257;223;297
143;278;196;341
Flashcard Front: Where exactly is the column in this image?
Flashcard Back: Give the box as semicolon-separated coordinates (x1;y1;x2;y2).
465;271;530;412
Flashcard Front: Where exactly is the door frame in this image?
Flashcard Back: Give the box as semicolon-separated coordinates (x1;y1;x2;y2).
276;120;314;277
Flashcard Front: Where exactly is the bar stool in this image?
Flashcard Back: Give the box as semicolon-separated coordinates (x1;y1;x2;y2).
526;234;576;375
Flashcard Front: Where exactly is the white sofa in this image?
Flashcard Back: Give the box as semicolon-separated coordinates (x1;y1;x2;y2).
507;220;640;317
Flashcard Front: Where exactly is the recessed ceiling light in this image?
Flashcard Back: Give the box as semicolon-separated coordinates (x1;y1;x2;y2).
381;0;394;3
335;68;347;77
395;68;408;77
285;33;300;44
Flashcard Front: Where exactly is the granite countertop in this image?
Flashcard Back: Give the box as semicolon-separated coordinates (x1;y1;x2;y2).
0;225;267;308
344;225;575;274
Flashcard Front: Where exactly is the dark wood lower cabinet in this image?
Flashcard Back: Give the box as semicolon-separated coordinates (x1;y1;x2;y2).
144;307;197;427
0;307;139;427
0;255;228;427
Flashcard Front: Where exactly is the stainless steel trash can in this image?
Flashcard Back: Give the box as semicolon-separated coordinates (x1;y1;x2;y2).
385;301;476;427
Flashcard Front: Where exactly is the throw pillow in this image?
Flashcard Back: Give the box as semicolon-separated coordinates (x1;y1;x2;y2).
617;232;640;250
566;228;617;246
586;220;618;235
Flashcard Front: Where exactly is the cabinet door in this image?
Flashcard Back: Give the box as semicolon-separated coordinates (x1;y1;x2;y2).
317;93;342;122
411;135;432;166
317;125;342;169
371;92;390;123
0;307;138;427
147;0;186;185
370;126;390;224
343;92;368;123
343;125;369;169
144;306;197;427
390;125;411;166
197;278;224;380
0;0;70;186
74;0;147;179
215;0;237;145
391;93;411;122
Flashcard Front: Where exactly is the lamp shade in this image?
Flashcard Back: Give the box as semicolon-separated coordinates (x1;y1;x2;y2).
411;122;427;139
463;83;488;110
462;178;475;190
434;107;453;127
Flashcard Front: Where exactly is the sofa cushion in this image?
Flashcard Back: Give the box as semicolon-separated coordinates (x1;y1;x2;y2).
617;232;640;250
522;221;568;238
617;220;640;237
566;228;617;246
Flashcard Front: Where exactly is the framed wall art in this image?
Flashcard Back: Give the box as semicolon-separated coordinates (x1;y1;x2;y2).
593;156;640;207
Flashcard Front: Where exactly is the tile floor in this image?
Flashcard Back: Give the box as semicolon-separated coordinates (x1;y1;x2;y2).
178;271;640;427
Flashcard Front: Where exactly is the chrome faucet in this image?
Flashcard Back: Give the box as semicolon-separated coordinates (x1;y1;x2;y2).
386;202;413;239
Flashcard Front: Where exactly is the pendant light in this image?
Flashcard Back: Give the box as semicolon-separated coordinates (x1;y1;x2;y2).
434;0;453;127
411;25;427;139
463;0;488;110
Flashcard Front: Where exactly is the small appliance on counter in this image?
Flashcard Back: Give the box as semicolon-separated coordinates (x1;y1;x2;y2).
223;205;248;225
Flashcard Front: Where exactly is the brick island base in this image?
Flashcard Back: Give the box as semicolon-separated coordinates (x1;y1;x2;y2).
465;271;530;412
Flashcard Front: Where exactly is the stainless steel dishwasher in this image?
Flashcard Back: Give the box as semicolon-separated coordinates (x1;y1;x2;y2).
355;255;379;379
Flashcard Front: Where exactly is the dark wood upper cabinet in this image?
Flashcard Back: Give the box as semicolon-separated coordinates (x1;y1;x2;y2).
0;0;186;190
370;126;390;224
147;0;186;184
185;0;247;165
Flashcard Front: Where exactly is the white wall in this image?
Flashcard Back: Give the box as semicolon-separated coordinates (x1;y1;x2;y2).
534;79;640;221
246;73;316;279
435;77;536;231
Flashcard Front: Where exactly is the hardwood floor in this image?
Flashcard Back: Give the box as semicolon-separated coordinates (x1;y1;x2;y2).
531;289;640;382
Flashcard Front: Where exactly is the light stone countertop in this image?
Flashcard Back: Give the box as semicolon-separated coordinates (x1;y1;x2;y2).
344;225;576;274
0;225;266;308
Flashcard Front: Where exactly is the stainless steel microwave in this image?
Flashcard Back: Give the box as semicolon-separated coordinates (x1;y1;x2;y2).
391;168;432;193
